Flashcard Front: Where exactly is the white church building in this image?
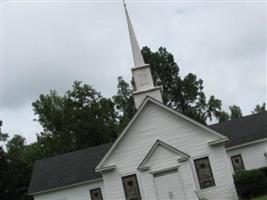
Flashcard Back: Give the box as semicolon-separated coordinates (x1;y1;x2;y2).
28;4;267;200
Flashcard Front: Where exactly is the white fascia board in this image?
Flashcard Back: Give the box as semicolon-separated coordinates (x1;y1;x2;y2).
94;165;116;173
208;138;229;146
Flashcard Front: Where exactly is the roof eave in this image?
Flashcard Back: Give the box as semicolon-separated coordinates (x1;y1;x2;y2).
208;137;229;146
28;177;103;196
95;165;116;173
226;137;267;150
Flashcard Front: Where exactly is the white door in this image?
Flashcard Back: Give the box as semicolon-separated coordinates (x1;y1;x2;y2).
154;169;185;200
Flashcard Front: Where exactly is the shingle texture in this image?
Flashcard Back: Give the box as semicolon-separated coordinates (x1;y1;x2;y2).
28;143;112;195
210;112;267;148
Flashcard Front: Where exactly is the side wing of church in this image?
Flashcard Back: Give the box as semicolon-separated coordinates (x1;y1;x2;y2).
28;3;267;200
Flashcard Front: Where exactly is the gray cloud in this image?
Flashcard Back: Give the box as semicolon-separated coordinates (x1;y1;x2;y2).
1;1;266;143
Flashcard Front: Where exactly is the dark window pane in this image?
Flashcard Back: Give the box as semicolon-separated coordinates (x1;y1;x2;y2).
90;188;103;200
122;174;141;200
231;155;245;173
194;157;215;189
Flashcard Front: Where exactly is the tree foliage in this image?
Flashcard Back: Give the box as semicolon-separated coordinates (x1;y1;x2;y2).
7;135;26;157
116;47;224;124
32;81;118;155
252;103;266;114
0;133;34;200
229;105;243;120
113;77;136;132
0;121;8;147
217;111;230;122
217;105;243;122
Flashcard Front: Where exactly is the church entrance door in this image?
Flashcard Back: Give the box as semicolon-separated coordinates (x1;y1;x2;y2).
154;169;185;200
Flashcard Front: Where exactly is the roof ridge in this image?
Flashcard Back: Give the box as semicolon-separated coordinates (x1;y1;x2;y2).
210;111;266;127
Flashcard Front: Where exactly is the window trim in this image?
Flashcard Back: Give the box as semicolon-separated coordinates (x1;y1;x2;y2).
89;187;103;200
194;156;216;189
231;154;245;173
122;174;142;200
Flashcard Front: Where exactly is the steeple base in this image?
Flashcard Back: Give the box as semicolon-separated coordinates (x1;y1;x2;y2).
133;87;162;109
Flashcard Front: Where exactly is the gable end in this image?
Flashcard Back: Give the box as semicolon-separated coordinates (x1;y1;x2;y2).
95;97;228;172
137;140;190;171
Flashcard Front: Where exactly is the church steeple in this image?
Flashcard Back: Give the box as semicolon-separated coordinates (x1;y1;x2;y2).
123;2;145;67
123;1;162;108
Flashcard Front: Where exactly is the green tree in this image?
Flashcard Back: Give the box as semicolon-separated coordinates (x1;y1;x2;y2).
216;102;265;123
32;81;118;155
0;120;8;147
0;121;9;200
0;132;34;200
113;77;136;132
229;105;242;119
115;47;223;125
6;135;25;157
252;103;266;113
217;111;230;122
143;47;225;124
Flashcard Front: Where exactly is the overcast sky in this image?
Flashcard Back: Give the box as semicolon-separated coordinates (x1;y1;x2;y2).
1;0;266;144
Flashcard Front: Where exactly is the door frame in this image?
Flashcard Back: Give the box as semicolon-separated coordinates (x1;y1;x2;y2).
150;165;180;175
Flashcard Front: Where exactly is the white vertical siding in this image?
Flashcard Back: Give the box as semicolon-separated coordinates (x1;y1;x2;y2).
34;180;104;200
102;102;238;200
227;140;267;173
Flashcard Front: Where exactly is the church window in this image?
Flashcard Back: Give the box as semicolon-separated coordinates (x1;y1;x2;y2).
231;154;245;173
90;188;103;200
194;157;215;189
122;174;142;200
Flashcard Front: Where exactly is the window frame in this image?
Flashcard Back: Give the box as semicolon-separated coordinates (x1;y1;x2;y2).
194;156;216;189
89;187;103;200
231;154;245;173
122;174;142;200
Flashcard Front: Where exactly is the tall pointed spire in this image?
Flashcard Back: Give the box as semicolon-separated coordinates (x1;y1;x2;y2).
123;1;145;67
123;1;162;108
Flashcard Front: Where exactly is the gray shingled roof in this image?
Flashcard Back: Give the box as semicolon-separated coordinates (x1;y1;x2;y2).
210;112;267;148
28;143;112;195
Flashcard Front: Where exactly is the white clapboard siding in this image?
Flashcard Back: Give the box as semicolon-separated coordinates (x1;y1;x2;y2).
227;140;267;173
102;101;238;200
34;180;104;200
